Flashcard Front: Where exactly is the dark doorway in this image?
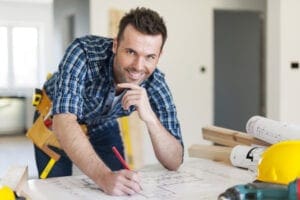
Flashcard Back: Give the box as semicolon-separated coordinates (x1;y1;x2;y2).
214;10;265;132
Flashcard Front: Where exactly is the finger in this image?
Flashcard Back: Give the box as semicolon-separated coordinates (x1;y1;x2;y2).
118;83;141;90
124;89;142;95
130;171;142;190
133;171;141;183
110;189;125;196
105;182;125;196
123;99;140;110
121;170;140;182
122;95;140;109
118;171;142;194
122;91;142;103
123;179;142;194
109;172;135;196
120;184;138;196
122;88;147;102
124;171;142;191
130;172;141;183
122;94;140;104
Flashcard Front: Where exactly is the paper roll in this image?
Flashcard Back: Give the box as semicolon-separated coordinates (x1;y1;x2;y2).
230;145;266;171
246;116;300;144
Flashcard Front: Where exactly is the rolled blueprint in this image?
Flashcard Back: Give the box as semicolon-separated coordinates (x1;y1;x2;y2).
230;145;266;171
246;116;300;144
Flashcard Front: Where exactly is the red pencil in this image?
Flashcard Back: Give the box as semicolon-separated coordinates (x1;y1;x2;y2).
112;146;131;170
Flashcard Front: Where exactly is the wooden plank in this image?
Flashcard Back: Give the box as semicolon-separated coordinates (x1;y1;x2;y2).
202;126;270;147
188;144;232;165
1;165;30;198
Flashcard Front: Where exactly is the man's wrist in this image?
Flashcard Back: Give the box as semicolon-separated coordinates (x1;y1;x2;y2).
144;113;160;127
94;166;112;189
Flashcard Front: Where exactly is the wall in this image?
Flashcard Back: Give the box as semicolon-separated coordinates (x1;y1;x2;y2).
90;0;266;165
280;1;300;123
53;0;90;67
266;0;281;120
0;1;54;129
267;0;300;123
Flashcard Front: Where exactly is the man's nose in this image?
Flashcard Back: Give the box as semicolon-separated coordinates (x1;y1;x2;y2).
133;57;144;70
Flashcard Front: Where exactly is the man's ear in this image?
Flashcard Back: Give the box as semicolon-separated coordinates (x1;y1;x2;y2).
112;38;117;54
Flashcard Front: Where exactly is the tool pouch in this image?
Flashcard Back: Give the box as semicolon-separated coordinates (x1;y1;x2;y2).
26;89;87;161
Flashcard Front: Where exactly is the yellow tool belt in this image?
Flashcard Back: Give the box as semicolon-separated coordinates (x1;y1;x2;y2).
26;89;87;162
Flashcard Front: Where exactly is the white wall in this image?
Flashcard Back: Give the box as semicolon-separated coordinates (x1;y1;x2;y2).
281;1;300;123
266;0;281;120
267;0;300;123
90;0;266;165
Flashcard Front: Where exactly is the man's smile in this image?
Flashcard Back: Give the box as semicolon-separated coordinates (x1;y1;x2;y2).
126;69;145;81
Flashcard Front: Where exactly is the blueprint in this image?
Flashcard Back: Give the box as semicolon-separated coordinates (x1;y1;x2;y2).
25;158;255;200
246;115;300;144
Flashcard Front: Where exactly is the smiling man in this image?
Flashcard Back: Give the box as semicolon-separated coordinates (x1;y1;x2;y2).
34;7;183;196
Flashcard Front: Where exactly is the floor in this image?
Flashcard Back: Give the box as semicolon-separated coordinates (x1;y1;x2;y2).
0;134;38;179
0;134;83;180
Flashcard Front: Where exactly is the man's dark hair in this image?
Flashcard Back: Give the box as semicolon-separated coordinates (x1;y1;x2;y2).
117;7;167;50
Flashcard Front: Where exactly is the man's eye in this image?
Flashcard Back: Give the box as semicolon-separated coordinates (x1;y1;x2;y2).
127;49;135;55
147;55;156;61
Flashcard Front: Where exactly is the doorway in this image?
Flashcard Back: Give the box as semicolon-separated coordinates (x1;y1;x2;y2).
214;10;265;132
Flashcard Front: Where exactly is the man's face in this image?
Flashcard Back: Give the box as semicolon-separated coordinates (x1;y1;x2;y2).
112;24;163;85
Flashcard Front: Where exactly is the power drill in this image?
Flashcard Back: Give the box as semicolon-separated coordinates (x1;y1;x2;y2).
218;179;300;200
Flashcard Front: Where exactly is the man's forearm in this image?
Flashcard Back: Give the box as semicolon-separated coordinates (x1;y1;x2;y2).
117;83;183;170
52;114;111;187
146;115;183;171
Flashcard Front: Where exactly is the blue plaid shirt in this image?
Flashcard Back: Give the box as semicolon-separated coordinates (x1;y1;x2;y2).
44;35;183;145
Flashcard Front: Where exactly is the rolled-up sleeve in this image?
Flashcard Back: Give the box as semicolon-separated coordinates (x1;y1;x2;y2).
153;90;183;146
52;39;87;120
147;74;183;147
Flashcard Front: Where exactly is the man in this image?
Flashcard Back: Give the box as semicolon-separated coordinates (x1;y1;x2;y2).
35;7;183;196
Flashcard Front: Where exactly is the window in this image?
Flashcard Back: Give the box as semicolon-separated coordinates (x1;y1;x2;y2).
0;25;39;89
0;27;8;87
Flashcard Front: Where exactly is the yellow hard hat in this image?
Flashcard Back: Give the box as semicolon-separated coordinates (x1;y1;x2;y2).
0;185;15;200
257;140;300;185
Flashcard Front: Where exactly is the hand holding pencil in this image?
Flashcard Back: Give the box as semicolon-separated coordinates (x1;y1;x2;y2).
112;146;143;190
97;146;142;196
